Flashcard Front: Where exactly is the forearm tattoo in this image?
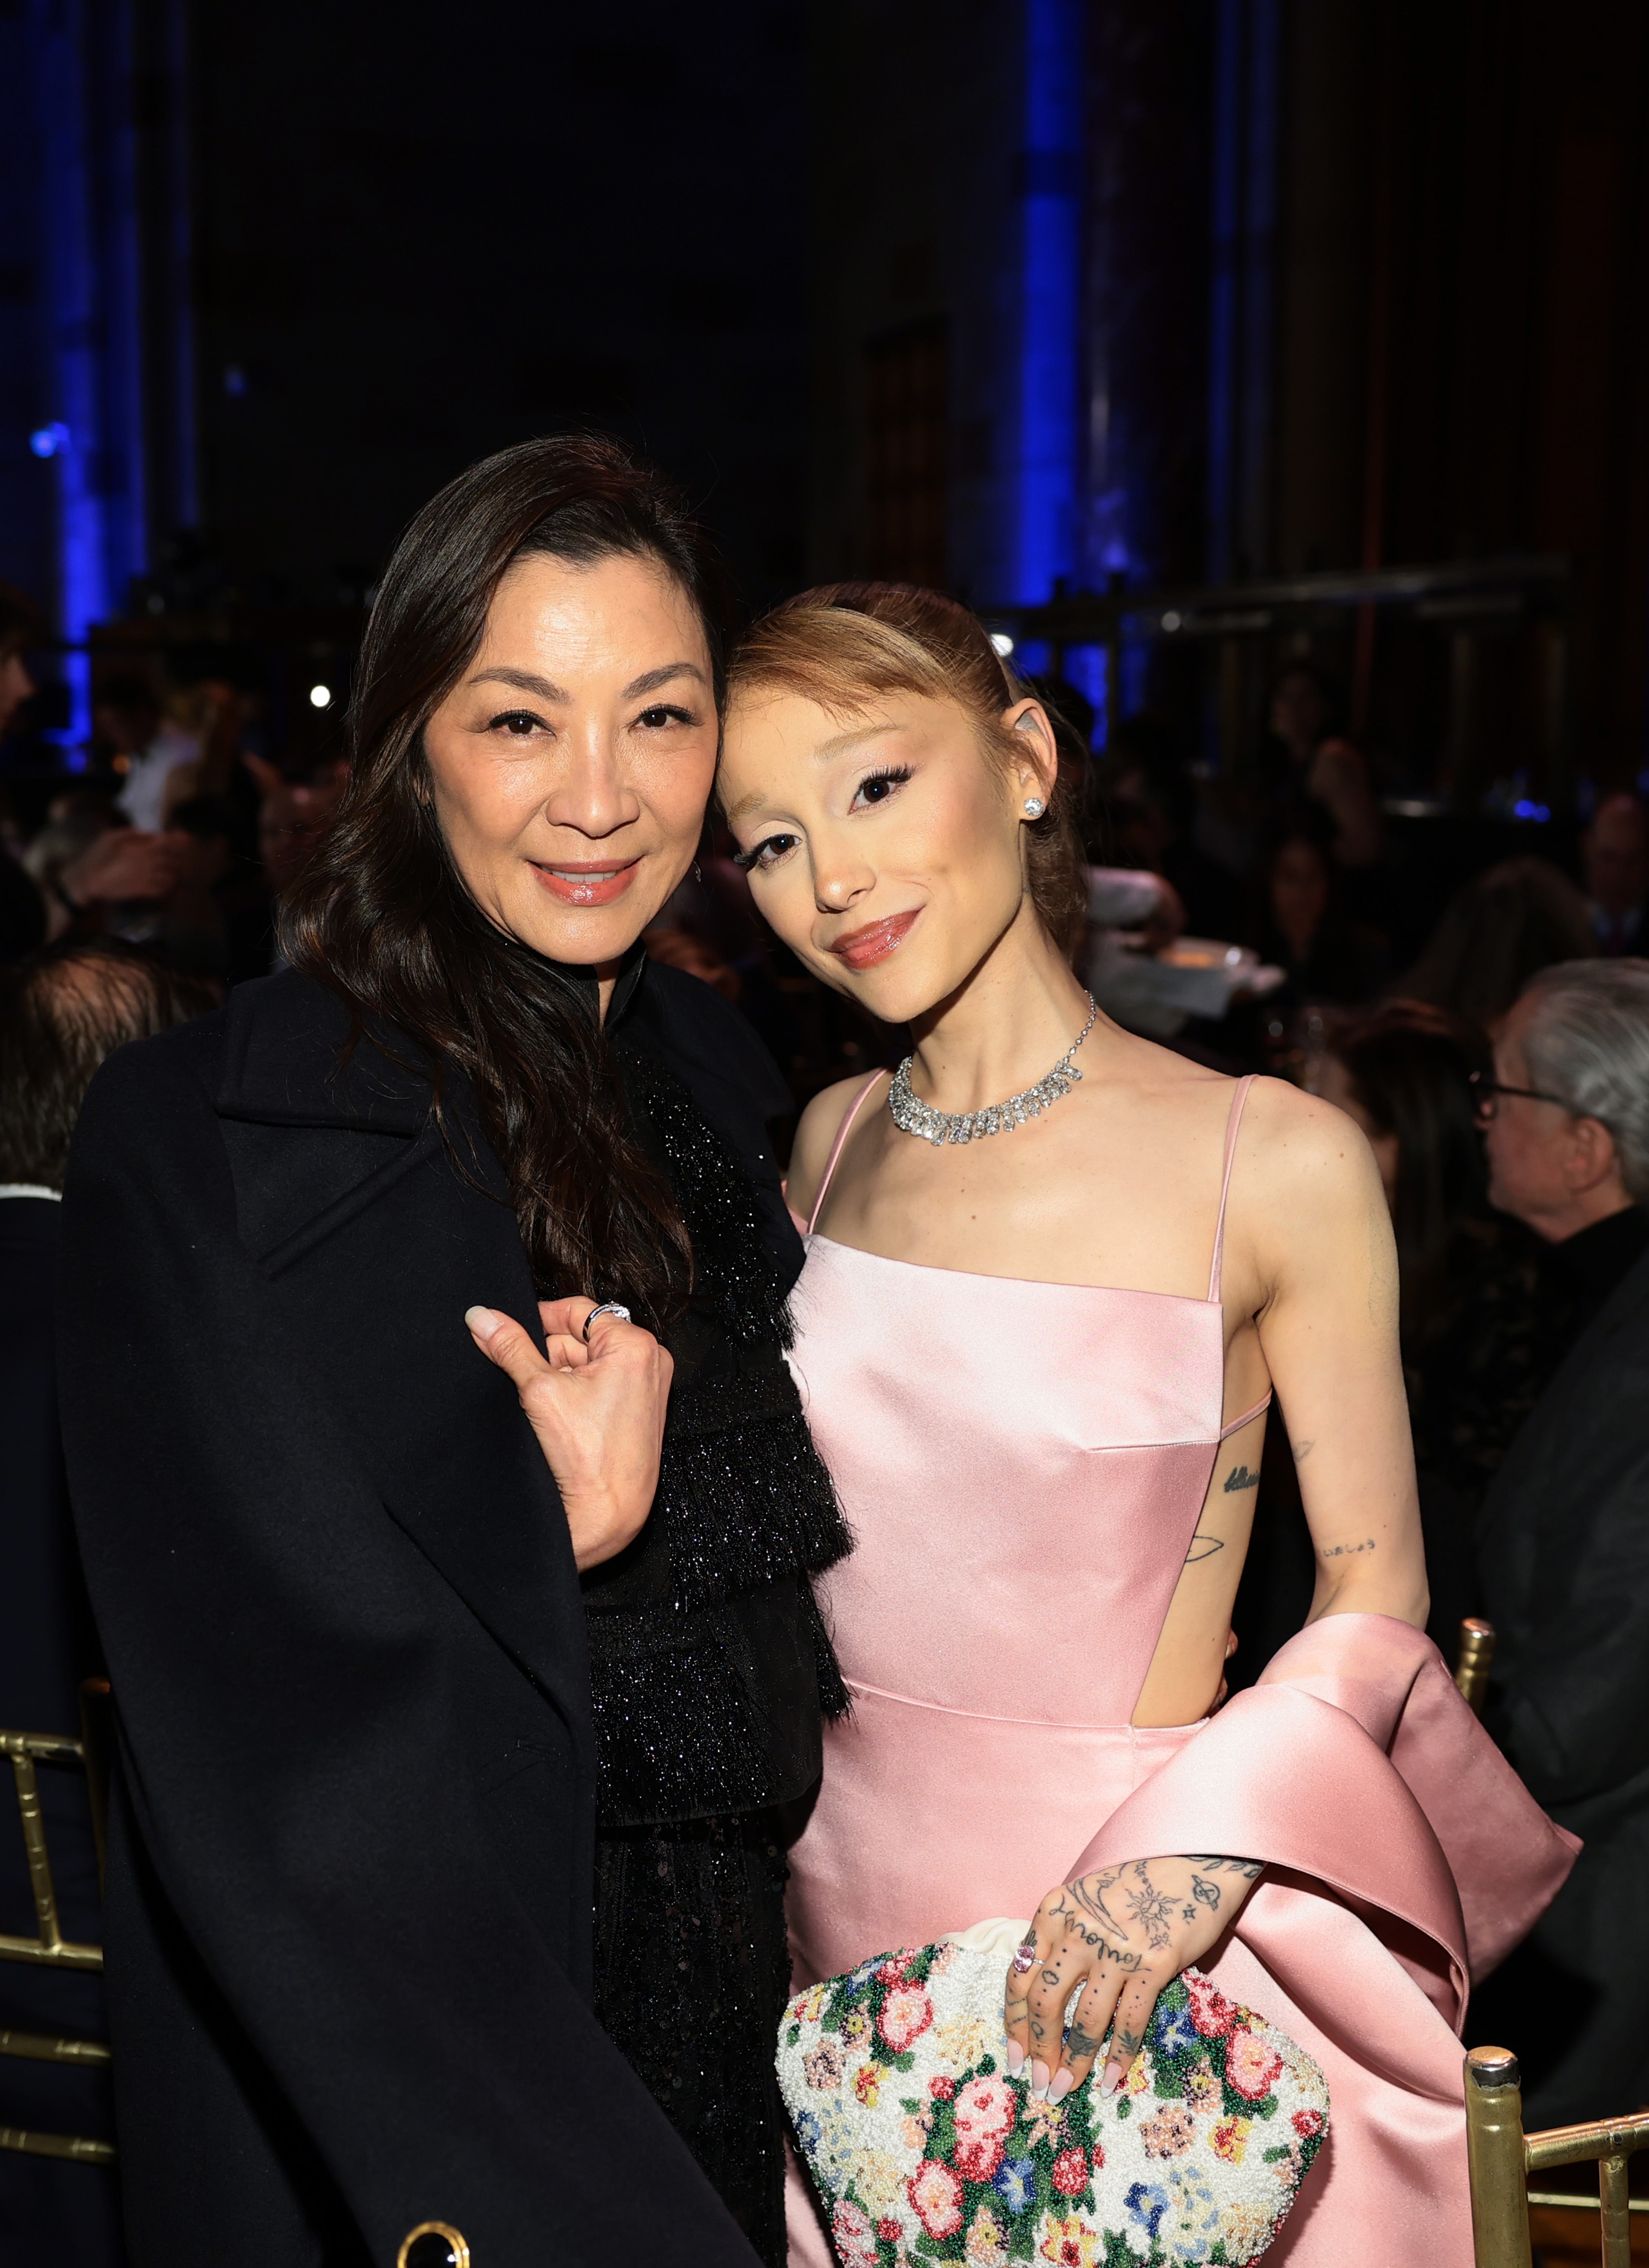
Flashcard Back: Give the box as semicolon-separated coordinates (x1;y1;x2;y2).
1222;1463;1260;1492
1317;1537;1376;1560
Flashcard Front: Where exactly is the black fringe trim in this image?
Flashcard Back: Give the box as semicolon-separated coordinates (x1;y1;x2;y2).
654;1408;853;1608
587;1041;853;1823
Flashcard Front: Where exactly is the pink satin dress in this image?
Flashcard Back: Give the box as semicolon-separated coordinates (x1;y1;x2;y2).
782;1074;1578;2267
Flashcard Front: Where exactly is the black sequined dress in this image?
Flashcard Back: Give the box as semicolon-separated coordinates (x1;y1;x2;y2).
578;969;851;2266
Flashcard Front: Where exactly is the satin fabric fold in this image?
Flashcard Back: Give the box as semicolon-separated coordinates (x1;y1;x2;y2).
781;1180;1576;2267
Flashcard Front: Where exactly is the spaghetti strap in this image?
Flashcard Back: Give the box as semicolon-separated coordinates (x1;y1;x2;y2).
1206;1074;1257;1304
806;1070;890;1235
1218;1389;1274;1440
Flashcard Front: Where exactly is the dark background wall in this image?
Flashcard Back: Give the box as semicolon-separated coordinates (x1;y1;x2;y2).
188;0;810;608
5;0;1649;794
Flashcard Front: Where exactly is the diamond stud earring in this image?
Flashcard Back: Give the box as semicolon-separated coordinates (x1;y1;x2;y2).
1023;796;1046;818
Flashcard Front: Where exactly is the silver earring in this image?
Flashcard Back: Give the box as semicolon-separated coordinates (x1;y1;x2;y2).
1023;796;1046;819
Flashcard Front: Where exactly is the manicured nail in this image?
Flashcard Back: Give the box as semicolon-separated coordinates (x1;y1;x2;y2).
1049;2069;1074;2104
464;1305;499;1338
1101;2061;1124;2097
1006;2041;1026;2078
1030;2060;1050;2101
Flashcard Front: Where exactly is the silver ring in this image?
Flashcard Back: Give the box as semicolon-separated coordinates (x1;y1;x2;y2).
582;1301;632;1342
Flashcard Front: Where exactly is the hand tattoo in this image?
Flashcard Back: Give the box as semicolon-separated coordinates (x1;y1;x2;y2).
1066;2022;1104;2061
1222;1463;1260;1492
1185;1531;1224;1562
1191;1875;1222;1911
1122;1870;1176;1950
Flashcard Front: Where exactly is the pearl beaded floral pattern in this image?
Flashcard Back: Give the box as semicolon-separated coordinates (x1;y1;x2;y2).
777;1929;1328;2265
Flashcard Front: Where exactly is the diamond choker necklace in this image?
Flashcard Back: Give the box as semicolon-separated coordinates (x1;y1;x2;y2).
887;995;1099;1146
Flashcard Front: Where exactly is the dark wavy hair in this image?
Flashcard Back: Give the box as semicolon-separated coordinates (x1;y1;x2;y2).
282;434;730;1323
1325;999;1493;1348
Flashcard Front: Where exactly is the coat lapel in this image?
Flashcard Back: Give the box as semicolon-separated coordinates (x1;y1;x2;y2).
214;975;589;1729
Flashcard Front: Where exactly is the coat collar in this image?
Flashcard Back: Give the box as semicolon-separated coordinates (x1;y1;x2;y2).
211;967;596;1726
214;949;651;1134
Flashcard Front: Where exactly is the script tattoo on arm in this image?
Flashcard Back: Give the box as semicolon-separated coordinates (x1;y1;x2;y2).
1317;1537;1377;1561
1222;1463;1260;1493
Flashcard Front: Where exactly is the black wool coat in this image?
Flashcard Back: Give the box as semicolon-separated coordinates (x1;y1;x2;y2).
57;961;794;2268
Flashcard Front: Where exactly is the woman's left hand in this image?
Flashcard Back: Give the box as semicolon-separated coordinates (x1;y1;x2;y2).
1005;1854;1262;2103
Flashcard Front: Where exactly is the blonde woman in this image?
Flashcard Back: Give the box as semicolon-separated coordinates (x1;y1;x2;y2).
716;583;1576;2268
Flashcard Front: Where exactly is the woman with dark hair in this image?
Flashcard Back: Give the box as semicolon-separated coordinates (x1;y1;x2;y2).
56;436;848;2268
1264;661;1382;868
1320;1000;1495;1348
1399;855;1596;1033
1246;816;1389;1011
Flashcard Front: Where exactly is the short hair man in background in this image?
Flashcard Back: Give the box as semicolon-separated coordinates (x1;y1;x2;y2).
1474;957;1649;2122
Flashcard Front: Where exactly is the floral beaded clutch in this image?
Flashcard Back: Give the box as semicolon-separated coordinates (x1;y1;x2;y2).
777;1918;1328;2266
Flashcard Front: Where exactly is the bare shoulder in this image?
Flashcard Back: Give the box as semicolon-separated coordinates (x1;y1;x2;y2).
1235;1075;1388;1254
787;1069;889;1219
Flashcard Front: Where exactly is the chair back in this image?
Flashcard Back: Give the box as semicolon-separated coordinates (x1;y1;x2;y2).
1455;1617;1496;1713
0;1686;116;2166
1465;2045;1649;2268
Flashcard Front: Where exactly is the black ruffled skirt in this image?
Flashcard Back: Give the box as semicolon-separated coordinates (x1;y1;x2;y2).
594;1811;793;2266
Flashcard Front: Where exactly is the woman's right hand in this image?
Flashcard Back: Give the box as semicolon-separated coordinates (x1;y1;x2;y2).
464;1298;673;1570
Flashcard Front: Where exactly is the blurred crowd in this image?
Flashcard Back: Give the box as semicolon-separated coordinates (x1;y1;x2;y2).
3;572;1649;2256
0;583;343;992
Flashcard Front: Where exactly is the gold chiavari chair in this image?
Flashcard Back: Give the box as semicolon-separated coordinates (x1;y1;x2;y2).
1466;2046;1649;2267
0;1678;115;2166
1456;1616;1496;1714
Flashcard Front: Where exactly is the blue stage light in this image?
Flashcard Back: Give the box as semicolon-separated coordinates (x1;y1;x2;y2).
29;422;71;459
1013;0;1084;605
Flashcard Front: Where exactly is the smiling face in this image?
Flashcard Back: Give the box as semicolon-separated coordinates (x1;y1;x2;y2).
718;685;1055;1023
421;550;718;968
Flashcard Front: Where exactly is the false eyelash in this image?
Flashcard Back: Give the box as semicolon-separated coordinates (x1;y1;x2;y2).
857;763;913;795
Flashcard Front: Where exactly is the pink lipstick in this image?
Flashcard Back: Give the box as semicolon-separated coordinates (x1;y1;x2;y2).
829;909;919;971
530;859;640;908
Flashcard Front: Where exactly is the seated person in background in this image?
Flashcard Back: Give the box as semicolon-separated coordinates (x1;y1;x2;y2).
22;804;188;950
1094;712;1247;940
0;939;213;2265
248;757;345;968
0;581;40;747
1265;662;1382;868
105;681;201;837
0;584;48;959
1248;817;1389;1009
1472;958;1649;2123
1318;1003;1514;1645
1582;790;1649;955
1400;855;1595;1034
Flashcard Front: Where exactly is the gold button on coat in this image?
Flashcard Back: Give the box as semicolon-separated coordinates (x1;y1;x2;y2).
397;2222;470;2268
